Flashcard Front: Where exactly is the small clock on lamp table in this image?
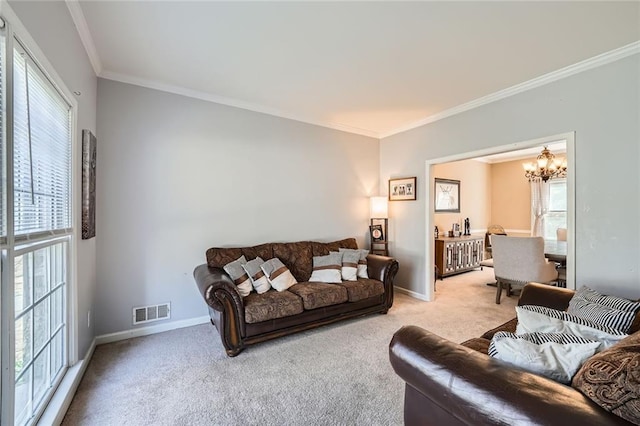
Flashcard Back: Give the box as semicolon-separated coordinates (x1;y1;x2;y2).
369;196;389;256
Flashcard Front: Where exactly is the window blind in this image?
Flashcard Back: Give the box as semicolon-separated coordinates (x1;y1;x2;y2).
12;44;71;241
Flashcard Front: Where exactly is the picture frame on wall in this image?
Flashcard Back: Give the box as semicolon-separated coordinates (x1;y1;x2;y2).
82;129;97;239
434;178;460;213
389;176;417;201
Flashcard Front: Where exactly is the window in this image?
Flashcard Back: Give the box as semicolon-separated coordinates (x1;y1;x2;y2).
1;27;74;426
543;179;567;240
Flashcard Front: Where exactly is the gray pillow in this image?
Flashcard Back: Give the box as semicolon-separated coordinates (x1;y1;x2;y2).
339;248;369;278
333;250;359;281
309;252;343;283
261;258;297;292
222;255;252;297
242;257;271;294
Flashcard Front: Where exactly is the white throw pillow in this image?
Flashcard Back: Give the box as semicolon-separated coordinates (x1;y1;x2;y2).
309;252;343;283
332;250;359;281
222;255;252;297
260;258;297;292
242;257;271;294
339;248;369;278
488;331;601;384
516;305;628;350
567;286;640;333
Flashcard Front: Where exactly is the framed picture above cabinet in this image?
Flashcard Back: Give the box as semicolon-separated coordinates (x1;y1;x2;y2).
434;178;460;213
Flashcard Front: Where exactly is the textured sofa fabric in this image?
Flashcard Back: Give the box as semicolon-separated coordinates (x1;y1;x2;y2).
573;332;640;424
390;283;639;425
195;238;398;356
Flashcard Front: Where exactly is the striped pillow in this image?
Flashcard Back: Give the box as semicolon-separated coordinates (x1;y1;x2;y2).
568;286;640;333
222;255;252;297
333;250;359;281
260;258;297;292
339;248;369;278
516;305;628;350
489;331;601;384
309;252;343;284
242;257;271;294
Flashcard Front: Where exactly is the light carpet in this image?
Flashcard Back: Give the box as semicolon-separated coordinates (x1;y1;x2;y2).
63;268;517;425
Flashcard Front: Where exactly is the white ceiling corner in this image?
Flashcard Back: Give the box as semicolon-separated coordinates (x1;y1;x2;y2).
67;2;640;139
65;0;102;75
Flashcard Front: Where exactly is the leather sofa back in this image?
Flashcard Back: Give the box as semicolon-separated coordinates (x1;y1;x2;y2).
206;238;358;282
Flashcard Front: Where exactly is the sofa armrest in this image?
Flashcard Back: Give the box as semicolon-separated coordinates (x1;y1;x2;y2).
367;254;399;309
390;325;629;426
194;264;244;315
518;282;575;310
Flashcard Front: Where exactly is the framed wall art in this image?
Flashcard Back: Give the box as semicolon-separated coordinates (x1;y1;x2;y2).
82;129;97;239
389;177;416;201
434;178;460;213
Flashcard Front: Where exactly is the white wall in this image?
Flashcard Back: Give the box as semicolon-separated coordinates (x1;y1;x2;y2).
381;54;640;300
9;1;98;357
95;79;380;336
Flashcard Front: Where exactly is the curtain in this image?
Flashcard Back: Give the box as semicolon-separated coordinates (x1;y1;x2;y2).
531;179;550;237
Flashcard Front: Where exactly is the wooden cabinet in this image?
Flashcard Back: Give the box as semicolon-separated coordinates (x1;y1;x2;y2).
435;235;484;279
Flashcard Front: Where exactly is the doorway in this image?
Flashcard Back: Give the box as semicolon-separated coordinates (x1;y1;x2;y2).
425;132;576;301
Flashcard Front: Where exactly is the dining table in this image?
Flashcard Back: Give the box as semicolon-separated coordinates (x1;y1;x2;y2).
544;239;567;264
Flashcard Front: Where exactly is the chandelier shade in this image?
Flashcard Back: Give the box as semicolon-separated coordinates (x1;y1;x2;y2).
523;146;567;182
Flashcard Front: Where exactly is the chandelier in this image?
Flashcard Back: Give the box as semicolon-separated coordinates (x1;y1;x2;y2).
523;146;567;182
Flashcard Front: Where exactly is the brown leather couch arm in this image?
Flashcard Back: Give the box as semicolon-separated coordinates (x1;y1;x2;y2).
367;254;399;309
390;325;629;426
194;264;244;314
518;282;575;310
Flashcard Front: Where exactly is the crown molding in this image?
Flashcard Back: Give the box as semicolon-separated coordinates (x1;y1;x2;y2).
99;70;380;138
379;41;640;139
65;0;102;75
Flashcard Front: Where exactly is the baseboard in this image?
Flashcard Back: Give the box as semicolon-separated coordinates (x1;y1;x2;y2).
38;338;96;425
95;315;211;345
394;285;430;301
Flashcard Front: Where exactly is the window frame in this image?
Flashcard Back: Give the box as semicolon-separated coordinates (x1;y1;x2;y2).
0;4;79;425
543;178;567;240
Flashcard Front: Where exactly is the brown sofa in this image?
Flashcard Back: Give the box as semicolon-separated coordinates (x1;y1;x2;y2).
390;283;640;425
194;238;399;356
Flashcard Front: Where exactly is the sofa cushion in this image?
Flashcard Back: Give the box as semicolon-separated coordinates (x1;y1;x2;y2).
272;241;313;282
460;337;491;354
242;243;273;262
309;252;343;284
337;278;384;302
572;331;640;424
206;247;244;268
244;290;303;323
288;282;348;310
311;238;358;256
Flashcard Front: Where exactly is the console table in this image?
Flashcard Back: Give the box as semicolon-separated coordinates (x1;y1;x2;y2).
435;235;484;279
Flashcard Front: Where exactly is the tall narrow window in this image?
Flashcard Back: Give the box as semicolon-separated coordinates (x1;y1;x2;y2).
543;179;567;240
6;39;72;426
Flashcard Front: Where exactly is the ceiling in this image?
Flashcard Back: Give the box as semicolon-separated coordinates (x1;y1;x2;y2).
70;1;640;138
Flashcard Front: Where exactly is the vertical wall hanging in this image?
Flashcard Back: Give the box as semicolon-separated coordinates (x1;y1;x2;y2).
82;129;97;239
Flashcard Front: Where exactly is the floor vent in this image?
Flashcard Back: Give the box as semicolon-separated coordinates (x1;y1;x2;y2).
133;302;171;325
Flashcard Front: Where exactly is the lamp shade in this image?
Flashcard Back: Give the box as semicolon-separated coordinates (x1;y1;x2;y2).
370;196;388;218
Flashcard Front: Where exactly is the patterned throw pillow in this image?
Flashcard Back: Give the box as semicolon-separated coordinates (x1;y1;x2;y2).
333;251;359;281
489;331;600;384
222;255;252;297
260;258;298;292
242;257;271;294
567;286;640;333
309;252;343;284
516;305;628;350
339;248;369;278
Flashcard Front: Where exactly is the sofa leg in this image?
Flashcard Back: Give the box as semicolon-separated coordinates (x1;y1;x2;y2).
225;346;244;357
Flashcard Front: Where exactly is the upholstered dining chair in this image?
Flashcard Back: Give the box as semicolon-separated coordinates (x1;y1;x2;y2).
479;224;507;270
491;235;558;304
